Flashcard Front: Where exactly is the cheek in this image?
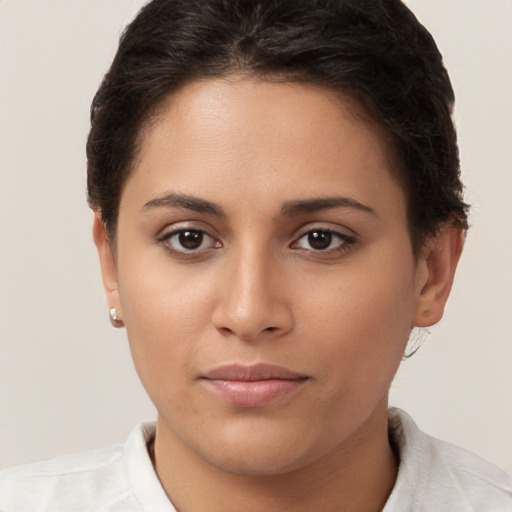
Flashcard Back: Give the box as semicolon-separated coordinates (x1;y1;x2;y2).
298;253;416;384
116;255;216;388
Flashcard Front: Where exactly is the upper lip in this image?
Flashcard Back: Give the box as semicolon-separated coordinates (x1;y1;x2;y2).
203;363;308;381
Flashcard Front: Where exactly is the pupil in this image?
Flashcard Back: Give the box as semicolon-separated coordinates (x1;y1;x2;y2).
308;231;331;250
179;230;203;249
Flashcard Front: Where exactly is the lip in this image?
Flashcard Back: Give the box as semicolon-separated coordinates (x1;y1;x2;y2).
201;363;308;407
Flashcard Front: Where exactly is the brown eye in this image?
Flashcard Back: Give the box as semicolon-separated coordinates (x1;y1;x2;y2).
307;231;332;250
178;230;204;250
162;229;218;253
294;229;355;253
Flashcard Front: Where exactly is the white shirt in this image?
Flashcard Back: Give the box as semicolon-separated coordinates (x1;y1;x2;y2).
1;409;511;511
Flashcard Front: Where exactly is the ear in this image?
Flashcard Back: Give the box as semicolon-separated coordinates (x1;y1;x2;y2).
92;213;124;328
412;225;464;328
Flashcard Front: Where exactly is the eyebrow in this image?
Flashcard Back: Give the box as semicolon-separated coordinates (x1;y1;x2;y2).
142;192;226;216
141;192;376;217
281;196;376;216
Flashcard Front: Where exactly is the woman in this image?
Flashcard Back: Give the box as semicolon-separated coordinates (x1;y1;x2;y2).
1;0;511;510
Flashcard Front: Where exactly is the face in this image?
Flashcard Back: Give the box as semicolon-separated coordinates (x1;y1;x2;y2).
95;77;455;476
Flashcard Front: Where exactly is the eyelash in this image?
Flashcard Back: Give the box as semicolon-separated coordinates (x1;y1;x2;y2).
157;228;220;257
157;227;356;258
291;229;356;255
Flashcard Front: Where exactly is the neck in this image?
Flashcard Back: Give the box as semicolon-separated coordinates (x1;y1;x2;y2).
152;401;397;512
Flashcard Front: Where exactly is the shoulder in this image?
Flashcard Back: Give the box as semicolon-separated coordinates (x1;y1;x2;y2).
386;408;512;511
0;423;157;512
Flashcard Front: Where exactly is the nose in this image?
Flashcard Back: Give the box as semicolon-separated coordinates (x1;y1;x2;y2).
212;248;294;341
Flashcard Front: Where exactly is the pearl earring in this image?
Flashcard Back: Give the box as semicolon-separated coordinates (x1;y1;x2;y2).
109;307;123;327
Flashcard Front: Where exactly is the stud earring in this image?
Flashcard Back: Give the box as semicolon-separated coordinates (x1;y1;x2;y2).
109;307;124;327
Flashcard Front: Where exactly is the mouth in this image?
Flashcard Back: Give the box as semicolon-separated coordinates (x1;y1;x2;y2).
201;363;309;407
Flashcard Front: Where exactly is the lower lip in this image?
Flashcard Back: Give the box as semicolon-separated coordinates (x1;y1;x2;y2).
202;378;306;407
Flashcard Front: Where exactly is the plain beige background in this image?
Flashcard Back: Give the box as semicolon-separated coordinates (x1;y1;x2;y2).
0;0;511;473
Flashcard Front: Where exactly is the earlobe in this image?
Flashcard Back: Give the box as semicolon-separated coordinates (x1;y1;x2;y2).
413;225;464;328
92;213;124;328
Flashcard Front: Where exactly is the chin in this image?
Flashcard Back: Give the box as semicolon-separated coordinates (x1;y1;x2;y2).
187;418;328;477
203;447;315;477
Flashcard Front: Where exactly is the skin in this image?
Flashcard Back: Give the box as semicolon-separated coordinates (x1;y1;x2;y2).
94;78;463;512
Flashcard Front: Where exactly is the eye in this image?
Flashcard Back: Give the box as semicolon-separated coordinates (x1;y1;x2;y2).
160;229;219;253
293;229;354;252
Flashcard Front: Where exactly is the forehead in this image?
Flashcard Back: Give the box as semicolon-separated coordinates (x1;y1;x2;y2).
124;77;406;220
142;77;392;159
